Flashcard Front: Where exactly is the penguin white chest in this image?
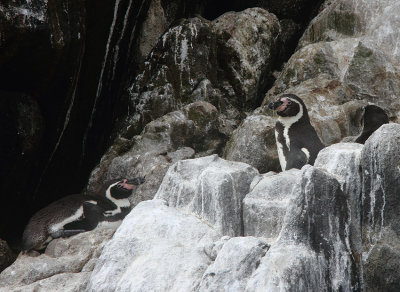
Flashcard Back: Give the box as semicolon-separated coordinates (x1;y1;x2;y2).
275;129;287;171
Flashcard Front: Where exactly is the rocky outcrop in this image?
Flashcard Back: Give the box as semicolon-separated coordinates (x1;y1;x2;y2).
125;8;281;137
361;123;400;291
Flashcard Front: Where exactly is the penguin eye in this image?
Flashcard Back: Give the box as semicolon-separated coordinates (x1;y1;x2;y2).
287;100;292;105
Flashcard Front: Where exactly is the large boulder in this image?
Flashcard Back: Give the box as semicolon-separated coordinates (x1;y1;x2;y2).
246;165;359;291
243;169;301;243
87;199;220;292
223;114;280;173
361;123;400;291
124;7;281;136
155;155;258;236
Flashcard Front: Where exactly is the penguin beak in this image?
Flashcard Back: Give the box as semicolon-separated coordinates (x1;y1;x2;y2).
268;100;283;110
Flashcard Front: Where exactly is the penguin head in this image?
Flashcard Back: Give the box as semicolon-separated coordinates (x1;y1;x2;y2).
106;177;146;200
268;94;308;119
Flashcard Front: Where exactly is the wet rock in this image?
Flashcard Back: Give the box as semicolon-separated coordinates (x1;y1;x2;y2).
243;169;301;243
87;199;220;292
223;115;280;173
155;155;258;236
361;123;400;291
199;237;269;291
0;228;115;291
246;166;359;291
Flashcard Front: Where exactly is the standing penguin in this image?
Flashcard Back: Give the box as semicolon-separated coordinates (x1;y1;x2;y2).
22;177;145;252
268;94;324;171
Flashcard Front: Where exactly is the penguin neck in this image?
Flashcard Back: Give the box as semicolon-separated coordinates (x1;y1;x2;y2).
104;182;131;217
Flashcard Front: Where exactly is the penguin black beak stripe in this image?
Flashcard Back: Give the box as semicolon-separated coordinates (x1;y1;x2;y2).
268;100;283;110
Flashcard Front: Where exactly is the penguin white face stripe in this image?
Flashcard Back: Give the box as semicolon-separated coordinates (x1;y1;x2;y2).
105;181;131;217
50;206;84;233
278;98;303;150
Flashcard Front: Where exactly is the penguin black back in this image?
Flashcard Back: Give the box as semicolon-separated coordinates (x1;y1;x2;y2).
268;94;324;171
22;177;145;252
355;104;389;144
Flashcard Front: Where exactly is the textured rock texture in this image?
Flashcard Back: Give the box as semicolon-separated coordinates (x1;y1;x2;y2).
155;155;258;236
361;124;400;291
243;169;300;243
0;228;116;291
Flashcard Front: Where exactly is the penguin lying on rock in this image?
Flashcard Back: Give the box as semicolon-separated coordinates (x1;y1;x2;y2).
268;94;324;171
22;177;145;252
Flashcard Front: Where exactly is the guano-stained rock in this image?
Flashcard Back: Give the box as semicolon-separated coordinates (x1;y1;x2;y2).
155;155;258;236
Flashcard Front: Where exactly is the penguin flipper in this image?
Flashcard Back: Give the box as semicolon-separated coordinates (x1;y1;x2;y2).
286;149;309;170
61;201;104;235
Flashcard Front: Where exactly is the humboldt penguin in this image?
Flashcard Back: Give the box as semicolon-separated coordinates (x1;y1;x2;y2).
22;177;145;252
355;104;389;144
268;94;324;171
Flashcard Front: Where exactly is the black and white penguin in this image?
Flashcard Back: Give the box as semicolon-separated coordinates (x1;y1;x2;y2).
355;104;389;144
268;94;324;171
22;177;145;252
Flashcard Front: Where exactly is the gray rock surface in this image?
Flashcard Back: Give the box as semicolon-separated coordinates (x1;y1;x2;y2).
243;169;301;243
361;123;400;291
246;165;358;291
155;155;258;236
199;237;269;292
0;228;115;291
315;143;364;266
87;199;220;292
223;114;280;173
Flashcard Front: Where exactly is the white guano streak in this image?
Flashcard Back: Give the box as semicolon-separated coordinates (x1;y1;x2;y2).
82;0;121;156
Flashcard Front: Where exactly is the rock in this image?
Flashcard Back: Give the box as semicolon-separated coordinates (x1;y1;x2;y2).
243;169;301;243
0;239;14;273
212;8;281;106
125;8;281;136
315;142;364;275
199;237;269;292
0;228;115;291
87;199;220;292
361;123;400;291
87;101;225;205
155;155;258;236
246;166;359;291
223;114;280;173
